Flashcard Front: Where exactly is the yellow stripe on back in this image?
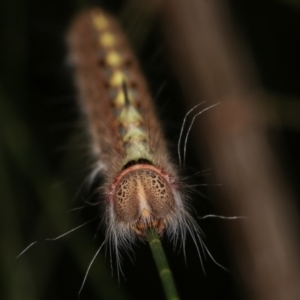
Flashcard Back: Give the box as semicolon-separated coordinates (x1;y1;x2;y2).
91;11;153;165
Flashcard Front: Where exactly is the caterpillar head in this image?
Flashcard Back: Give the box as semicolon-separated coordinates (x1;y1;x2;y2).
109;164;180;237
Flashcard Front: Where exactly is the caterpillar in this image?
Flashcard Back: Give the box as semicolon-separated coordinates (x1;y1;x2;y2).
68;8;201;271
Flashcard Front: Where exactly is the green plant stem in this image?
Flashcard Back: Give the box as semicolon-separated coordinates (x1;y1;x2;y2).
146;229;180;300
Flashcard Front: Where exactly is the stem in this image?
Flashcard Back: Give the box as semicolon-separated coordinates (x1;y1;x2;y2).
146;229;180;300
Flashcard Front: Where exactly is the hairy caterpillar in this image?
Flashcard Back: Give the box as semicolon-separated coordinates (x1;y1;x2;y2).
68;8;207;279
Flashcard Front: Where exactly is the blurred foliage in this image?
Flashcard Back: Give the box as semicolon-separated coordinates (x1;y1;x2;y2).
0;0;300;299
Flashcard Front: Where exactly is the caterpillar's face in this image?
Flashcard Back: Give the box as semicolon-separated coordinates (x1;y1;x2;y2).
112;164;176;235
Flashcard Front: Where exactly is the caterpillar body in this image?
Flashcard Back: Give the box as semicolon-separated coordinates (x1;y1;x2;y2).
68;8;199;262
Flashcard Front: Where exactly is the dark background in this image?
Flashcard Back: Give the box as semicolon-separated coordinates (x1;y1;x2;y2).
1;0;300;299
